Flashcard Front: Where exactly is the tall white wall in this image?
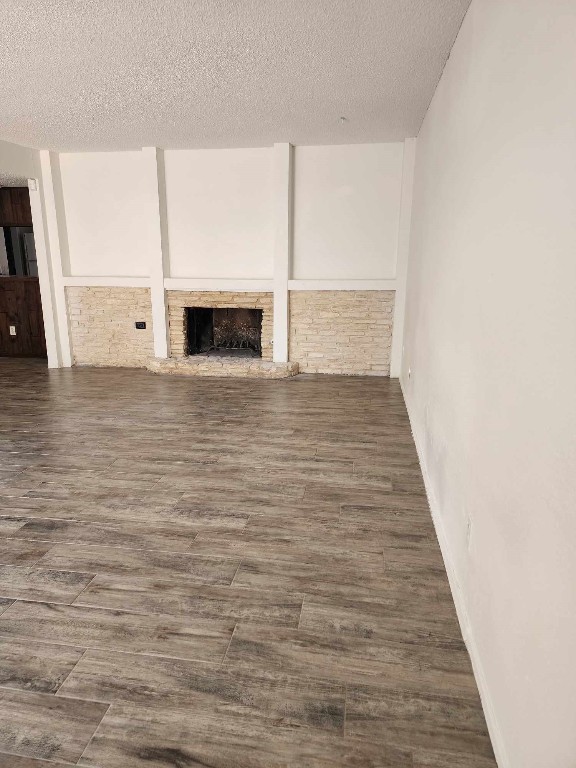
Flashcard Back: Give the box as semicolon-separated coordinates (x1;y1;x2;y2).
164;148;274;279
292;144;403;279
402;1;576;766
47;141;409;370
59;151;157;277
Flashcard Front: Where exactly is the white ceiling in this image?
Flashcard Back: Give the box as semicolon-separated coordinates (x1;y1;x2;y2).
0;174;28;187
0;0;470;152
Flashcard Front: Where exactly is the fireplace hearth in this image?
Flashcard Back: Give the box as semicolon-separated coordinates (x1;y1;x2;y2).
186;307;263;357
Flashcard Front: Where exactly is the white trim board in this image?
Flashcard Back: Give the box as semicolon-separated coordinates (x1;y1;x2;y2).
272;142;292;363
288;279;396;291
389;138;416;378
143;147;170;359
38;153;72;367
27;178;60;368
62;277;393;292
62;276;151;288
401;380;510;768
62;277;395;292
164;278;273;292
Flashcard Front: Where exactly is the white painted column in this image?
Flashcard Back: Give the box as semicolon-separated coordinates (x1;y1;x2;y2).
142;147;170;359
390;138;416;378
28;176;60;368
38;151;73;367
272;143;293;363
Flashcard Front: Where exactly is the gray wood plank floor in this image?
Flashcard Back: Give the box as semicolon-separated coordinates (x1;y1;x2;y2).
0;359;496;767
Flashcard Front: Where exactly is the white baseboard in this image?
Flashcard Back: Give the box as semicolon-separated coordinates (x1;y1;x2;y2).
400;380;511;768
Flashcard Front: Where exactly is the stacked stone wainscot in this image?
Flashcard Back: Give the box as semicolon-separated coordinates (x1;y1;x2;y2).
66;287;154;367
289;290;395;375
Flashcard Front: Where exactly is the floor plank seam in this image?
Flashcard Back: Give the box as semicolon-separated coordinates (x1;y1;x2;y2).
4;537;215;556
53;647;89;696
75;702;112;767
296;595;306;630
220;622;238;666
0;748;77;766
229;559;244;587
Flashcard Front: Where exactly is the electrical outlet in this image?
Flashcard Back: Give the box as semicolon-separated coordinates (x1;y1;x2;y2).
9;326;16;336
408;367;411;380
135;322;146;330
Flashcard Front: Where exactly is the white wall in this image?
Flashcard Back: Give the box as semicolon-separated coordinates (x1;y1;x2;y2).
0;138;38;181
54;144;406;283
59;151;156;277
402;1;576;767
164;148;274;279
292;143;403;280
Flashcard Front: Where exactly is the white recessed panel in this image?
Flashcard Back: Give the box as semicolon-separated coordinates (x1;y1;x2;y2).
165;148;274;280
292;143;404;280
60;151;154;277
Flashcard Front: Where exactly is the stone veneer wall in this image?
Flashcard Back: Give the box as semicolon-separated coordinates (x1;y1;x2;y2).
65;288;392;374
66;287;154;367
289;290;395;375
167;291;274;361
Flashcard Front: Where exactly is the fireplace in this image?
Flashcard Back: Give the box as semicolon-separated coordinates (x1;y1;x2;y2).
186;307;263;357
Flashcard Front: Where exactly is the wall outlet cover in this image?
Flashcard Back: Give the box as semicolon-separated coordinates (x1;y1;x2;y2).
9;326;16;336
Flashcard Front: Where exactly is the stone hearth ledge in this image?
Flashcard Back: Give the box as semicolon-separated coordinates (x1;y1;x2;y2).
147;357;299;379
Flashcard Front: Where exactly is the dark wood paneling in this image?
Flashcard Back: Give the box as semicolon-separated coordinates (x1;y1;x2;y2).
0;187;33;227
0;277;46;357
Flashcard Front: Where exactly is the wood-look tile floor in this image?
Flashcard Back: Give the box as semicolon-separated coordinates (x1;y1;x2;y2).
0;359;496;768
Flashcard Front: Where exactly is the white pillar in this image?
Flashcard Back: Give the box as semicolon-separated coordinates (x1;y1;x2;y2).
390;138;416;378
272;143;293;363
38;151;73;367
142;147;170;359
28;175;60;368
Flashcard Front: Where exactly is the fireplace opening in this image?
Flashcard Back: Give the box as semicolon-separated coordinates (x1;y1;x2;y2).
186;307;263;357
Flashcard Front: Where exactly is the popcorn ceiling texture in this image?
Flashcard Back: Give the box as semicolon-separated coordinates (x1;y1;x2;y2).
66;287;153;367
289;291;395;375
167;291;273;361
0;174;28;187
0;0;470;150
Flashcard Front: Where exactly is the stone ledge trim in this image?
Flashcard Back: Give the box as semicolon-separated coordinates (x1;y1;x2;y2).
148;356;299;379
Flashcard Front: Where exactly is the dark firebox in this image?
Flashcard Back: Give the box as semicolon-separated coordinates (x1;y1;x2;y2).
186;307;263;357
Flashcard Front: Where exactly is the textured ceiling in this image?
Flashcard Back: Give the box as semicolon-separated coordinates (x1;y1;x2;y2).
0;174;28;187
0;0;470;151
